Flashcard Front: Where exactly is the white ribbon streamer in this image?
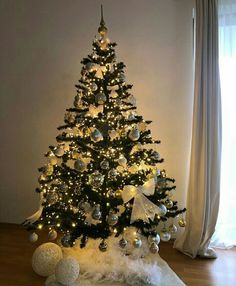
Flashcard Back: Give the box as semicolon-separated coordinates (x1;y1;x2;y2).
122;178;161;223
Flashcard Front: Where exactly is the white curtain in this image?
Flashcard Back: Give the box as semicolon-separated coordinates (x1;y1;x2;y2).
174;0;222;258
210;0;236;249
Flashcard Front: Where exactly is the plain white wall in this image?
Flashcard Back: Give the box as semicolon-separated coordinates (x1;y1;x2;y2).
0;0;194;223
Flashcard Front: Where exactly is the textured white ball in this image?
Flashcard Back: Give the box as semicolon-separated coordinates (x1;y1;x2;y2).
55;257;80;285
29;232;38;243
32;243;63;277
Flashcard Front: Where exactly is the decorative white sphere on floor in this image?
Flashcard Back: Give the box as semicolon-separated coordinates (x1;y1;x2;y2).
32;243;63;277
55;257;80;285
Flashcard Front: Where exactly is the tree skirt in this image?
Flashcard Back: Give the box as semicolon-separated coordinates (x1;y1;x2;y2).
46;237;185;286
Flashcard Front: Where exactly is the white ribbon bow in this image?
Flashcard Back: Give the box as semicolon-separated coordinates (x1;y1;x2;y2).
122;178;162;223
87;105;104;117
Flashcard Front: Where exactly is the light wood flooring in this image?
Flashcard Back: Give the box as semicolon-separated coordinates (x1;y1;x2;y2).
0;223;235;286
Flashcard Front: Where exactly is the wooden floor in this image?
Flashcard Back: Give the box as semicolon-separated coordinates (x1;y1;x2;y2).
0;223;235;286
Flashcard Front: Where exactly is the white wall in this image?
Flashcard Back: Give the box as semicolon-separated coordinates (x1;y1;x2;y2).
0;0;194;223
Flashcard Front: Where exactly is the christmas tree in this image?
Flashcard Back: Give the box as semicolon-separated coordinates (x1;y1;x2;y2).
24;6;186;254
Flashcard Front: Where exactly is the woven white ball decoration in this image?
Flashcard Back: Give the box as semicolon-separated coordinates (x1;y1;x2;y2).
32;243;63;277
55;257;80;285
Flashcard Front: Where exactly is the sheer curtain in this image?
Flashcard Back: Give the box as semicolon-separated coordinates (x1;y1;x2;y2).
211;0;236;249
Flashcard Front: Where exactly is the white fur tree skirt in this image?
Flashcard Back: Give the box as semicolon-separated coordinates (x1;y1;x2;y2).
45;237;185;286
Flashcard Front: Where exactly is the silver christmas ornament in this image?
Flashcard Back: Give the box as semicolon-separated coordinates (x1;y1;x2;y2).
152;151;160;160
169;224;178;233
95;93;107;105
54;146;64;157
90;129;103;142
107;212;118;226
48;229;57;240
59;183;68;192
86;62;96;72
133;238;142;248
157;203;167;216
118;73;126;82
29;232;38;243
119;238;128;249
61;234;73;247
128;113;136;121
99;240;108;252
90;171;104;188
90;82;98;91
160;229;171;242
128;128;140;141
148;234;160;245
108;168;119;178
149;242;159;254
92;205;102;220
47;192;59;205
74;159;86;172
100;160;109;170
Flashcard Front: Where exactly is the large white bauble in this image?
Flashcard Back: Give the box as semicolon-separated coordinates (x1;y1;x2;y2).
55;257;80;285
32;243;63;277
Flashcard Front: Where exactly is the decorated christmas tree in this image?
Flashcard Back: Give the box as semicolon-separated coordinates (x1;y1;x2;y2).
24;6;186;257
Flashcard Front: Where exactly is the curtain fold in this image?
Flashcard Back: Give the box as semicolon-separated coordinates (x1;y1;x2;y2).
174;0;222;258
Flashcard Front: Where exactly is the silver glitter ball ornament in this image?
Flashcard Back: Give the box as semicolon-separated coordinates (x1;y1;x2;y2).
118;73;126;82
165;199;174;209
169;224;178;233
54;146;64;157
108;168;119;178
74;159;86;172
99;240;108;252
149;242;159;254
90;171;104;188
148;234;160;245
90;82;98;91
160;229;171;242
107;212;119;226
86;62;95;72
90;129;103;142
133;238;142;248
48;229;57;240
100;160;109;170
152;151;160;160
128;128;140;141
47;192;59;205
29;232;38;243
92;205;102;220
95;93;107;105
157;203;167;216
61;234;73;247
119;238;128;249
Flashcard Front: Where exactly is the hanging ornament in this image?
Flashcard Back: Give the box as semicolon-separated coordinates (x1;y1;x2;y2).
47;192;59;205
86;62;96;72
48;156;57;165
152;151;160;160
95;92;107;105
118;73;126;82
99;239;108;252
89;171;104;188
178;218;186;227
100;160;109;170
107;211;119;226
29;232;38;243
74;159;86;172
108;168;119;178
160;229;171;242
92;205;102;220
90;129;103;142
43;164;54;176
90;82;98;91
128;128;140;141
127;112;136;121
54;146;64;157
133;237;142;248
58;183;68;192
48;229;57;240
108;129;119;140
156;203;167;216
61;234;73;247
117;155;127;167
165;199;174;209
119;237;128;249
169;224;178;233
149;242;159;254
148;234;160;245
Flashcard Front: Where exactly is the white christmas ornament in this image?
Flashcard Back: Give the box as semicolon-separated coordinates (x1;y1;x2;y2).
48;229;58;241
55;257;80;286
32;243;63;277
29;232;38;243
54;146;64;157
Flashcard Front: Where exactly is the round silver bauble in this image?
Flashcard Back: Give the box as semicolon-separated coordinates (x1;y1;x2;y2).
100;160;109;170
74;159;86;172
119;238;128;249
29;232;38;243
90;171;104;188
61;234;73;247
90;129;103;142
149;242;159;254
108;168;119;178
128;128;140;141
148;234;160;245
133;238;142;248
90;82;98;91
99;240;108;252
95;93;107;105
92;205;102;220
160;230;171;242
157;203;167;216
165;199;174;209
86;62;95;72
48;229;57;240
107;212;119;226
47;192;59;205
54;146;64;157
169;224;178;233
